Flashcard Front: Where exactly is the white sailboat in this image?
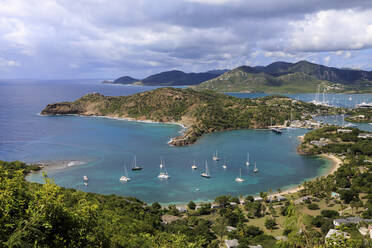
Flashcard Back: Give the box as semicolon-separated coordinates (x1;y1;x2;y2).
83;175;88;186
158;161;170;179
212;150;220;161
131;155;143;171
246;153;250;166
222;160;227;169
120;164;131;182
201;161;211;178
253;162;258;173
235;168;244;182
191;160;197;170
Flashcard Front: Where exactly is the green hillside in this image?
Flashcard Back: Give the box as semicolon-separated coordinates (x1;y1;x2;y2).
41;87;337;146
195;61;372;93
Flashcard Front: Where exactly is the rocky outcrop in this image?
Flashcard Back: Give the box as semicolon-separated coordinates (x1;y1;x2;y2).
41;102;83;115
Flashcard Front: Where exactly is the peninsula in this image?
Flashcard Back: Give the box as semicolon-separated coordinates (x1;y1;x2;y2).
41;87;338;146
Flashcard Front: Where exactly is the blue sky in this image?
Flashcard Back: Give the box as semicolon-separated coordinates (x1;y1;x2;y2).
0;0;372;79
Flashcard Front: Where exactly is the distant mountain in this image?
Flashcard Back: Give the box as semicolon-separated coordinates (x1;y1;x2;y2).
195;61;372;93
113;76;139;84
205;69;230;75
140;70;223;86
106;69;229;86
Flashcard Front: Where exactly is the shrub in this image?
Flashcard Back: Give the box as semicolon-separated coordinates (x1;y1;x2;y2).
321;209;339;218
307;203;320;210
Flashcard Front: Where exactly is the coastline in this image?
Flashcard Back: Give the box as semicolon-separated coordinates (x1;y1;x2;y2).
268;153;342;198
40;112;188;130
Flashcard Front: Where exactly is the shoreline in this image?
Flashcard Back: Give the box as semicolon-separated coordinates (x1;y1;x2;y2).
267;153;342;198
40;112;188;130
173;154;342;208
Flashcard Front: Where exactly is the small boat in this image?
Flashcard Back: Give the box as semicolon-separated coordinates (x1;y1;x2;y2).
83;175;88;181
271;127;282;134
356;102;372;108
253;162;258;173
158;161;170;179
349;96;352;101
212;150;220;161
201;161;211;178
84;182;88;186
131;155;143;171
235;168;244;182
246;153;250;166
222;161;227;169
344;123;357;128
120;164;131;182
191;160;198;170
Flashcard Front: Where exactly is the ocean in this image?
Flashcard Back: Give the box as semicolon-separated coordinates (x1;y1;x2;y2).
1;80;371;204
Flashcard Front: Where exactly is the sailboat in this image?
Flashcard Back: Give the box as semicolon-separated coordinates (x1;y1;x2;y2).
83;175;88;186
246;153;250;166
201;161;211;178
212;150;220;161
235;168;244;182
253;162;258;173
120;164;131;182
222;160;227;169
131;155;143;171
191;160;198;170
158;160;170;179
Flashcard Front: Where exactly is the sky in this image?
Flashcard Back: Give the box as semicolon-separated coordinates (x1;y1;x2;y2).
0;0;372;79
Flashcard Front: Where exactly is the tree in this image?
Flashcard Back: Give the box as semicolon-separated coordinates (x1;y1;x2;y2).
214;195;230;207
212;217;228;244
265;218;277;231
187;201;196;210
321;210;339;218
340;190;358;204
152;202;162;210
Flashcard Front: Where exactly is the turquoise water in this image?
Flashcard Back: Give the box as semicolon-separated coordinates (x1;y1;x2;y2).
1;80;370;204
26;117;329;204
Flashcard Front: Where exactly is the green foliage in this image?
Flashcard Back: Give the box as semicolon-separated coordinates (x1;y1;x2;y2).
0;161;203;247
264;218;277;230
307;203;320;210
187;201;196;210
321;210;339;218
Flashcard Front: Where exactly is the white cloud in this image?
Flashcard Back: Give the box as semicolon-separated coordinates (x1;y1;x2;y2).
284;9;372;52
186;0;239;4
264;51;295;58
344;51;352;58
250;50;260;58
323;56;330;64
0;58;21;67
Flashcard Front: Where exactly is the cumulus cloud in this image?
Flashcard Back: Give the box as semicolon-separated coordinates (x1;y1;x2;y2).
0;0;371;78
274;9;372;52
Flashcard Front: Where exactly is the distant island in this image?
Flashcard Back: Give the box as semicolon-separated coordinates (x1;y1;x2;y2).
41;87;338;146
102;69;228;86
104;60;372;93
